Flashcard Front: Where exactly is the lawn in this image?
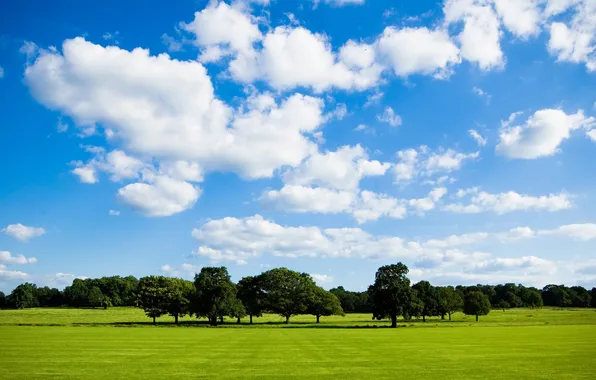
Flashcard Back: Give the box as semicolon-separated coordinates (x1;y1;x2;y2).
1;308;595;379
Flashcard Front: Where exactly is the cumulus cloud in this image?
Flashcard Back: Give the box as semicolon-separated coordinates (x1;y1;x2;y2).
282;145;390;190
0;264;29;281
538;223;596;241
24;38;327;181
469;129;488;146
393;146;479;184
376;26;461;78
376;106;402;127
470;256;556;275
311;273;335;286
109;210;120;216
0;251;37;264
2;224;46;242
443;0;505;70
262;185;356;214
117;175;201;217
443;189;572;214
496;109;593;159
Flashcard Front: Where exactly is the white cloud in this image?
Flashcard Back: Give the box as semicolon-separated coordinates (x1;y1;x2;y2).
587;129;596;141
409;187;448;214
538;223;596;241
24;38;327;181
0;265;29;281
472;86;492;103
469;129;487;146
160;264;179;276
315;0;365;6
117;175;201;217
492;0;542;38
109;210;120;216
71;165;98;184
57;117;68;133
282;145;390;190
393;146;479;184
363;91;384;107
180;263;202;274
470;256;556;275
547;0;596;71
161;34;183;52
0;251;37;264
376;26;461;78
376;106;402;127
496;108;593;159
444;190;572;214
2;224;46;242
443;0;505;70
262;185;355;214
311;273;335;285
352;190;408;223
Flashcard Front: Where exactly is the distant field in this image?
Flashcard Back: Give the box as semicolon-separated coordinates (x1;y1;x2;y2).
0;306;595;327
1;308;595;379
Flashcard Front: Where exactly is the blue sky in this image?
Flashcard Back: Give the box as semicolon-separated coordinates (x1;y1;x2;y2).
1;0;596;292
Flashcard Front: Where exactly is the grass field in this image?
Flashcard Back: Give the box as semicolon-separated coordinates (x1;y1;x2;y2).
1;308;595;379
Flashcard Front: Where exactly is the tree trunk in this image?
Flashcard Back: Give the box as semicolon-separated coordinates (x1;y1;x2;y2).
448;312;452;321
441;314;445;320
316;315;320;323
250;315;253;324
475;314;479;322
237;317;241;324
391;313;397;328
285;315;290;324
175;314;179;324
423;315;426;322
211;316;217;326
152;316;156;325
219;315;224;324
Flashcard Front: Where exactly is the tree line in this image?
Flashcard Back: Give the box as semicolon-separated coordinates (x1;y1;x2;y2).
1;263;595;327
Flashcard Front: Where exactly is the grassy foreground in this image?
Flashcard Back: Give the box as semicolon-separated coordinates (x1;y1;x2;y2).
1;325;595;379
1;308;595;379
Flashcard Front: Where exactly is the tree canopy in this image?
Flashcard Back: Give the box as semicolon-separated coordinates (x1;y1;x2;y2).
463;291;491;321
369;262;412;328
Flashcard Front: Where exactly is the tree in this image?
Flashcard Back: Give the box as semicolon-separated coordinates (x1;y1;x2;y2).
0;291;6;309
542;285;571;307
88;286;105;308
137;276;171;324
569;286;591;308
525;289;543;308
8;283;39;309
193;267;237;326
497;300;510;311
368;262;411;328
464;291;491;321
308;287;344;323
261;268;317;324
404;289;424;321
166;278;194;324
64;279;90;307
230;298;246;324
591;288;596;308
436;286;463;320
412;281;438;322
237;275;265;324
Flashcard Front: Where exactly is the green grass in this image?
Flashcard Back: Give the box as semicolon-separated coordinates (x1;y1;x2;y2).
0;306;595;327
1;308;595;379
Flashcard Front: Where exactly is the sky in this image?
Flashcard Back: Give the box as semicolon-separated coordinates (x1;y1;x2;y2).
1;0;596;293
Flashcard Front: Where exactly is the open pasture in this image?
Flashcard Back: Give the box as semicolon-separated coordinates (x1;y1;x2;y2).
1;308;595;379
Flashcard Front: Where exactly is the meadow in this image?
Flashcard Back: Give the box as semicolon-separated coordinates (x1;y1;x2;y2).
1;307;595;379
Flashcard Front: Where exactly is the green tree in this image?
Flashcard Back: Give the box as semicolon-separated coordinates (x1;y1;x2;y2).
261;268;317;324
137;276;171;324
8;283;39;309
193;267;237;326
591;288;596;308
0;291;6;308
87;286;106;308
404;289;424;321
412;281;438;322
526;289;543;308
308;287;344;323
231;298;246;324
166;278;194;324
64;278;90;307
368;262;411;328
464;291;491;321
436;286;463;320
497;300;510;311
237;275;265;324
